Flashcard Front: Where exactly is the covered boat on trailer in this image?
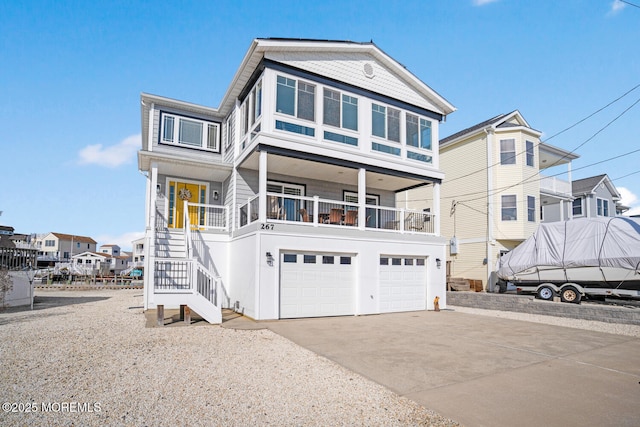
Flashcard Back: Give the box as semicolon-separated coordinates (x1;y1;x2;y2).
496;217;640;303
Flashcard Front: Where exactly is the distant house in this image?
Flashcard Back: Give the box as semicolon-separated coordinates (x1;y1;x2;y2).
569;174;625;218
131;237;144;268
34;232;97;264
71;252;112;275
98;244;130;274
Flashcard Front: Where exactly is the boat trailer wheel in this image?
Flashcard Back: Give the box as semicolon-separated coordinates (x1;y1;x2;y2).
537;286;554;301
560;286;581;304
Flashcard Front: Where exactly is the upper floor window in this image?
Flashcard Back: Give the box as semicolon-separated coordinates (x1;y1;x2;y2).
597;198;609;216
45;240;55;247
500;139;516;164
572;198;583;216
161;113;220;153
323;88;358;131
527;196;536;222
372;104;400;142
501;195;517;221
526;141;534;167
276;76;315;121
406;114;431;150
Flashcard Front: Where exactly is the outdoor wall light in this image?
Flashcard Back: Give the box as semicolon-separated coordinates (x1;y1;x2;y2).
266;252;274;266
436;258;441;269
213;191;219;200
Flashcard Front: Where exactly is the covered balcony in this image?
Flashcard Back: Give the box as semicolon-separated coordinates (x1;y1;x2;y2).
235;149;441;236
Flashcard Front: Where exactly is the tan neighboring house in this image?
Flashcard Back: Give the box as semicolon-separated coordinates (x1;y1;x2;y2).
405;111;578;291
35;232;97;263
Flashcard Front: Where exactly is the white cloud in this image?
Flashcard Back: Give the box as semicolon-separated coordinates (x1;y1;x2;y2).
95;231;145;252
473;0;499;5
618;187;640;216
609;0;626;15
78;134;140;168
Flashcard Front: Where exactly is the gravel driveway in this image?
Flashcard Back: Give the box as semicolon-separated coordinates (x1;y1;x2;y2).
0;289;459;426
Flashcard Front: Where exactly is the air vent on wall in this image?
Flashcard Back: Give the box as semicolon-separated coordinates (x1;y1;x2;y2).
363;62;375;78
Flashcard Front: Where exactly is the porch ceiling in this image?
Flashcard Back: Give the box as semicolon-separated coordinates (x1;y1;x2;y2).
239;151;431;192
139;151;232;182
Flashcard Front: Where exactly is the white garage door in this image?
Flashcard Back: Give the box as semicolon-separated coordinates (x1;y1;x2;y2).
280;252;355;319
379;256;427;313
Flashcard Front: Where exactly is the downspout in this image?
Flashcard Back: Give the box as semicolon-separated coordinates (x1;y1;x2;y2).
485;128;494;291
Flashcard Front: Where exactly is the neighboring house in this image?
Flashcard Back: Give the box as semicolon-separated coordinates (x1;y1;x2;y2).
406;111;578;291
139;38;456;323
34;232;97;264
566;174;625;219
98;244;131;274
71;252;112;275
99;244;121;257
130;237;145;268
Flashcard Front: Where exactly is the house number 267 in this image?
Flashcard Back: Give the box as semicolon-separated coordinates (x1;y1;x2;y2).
261;224;274;230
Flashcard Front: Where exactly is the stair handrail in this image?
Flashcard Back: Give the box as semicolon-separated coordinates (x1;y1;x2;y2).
183;200;192;259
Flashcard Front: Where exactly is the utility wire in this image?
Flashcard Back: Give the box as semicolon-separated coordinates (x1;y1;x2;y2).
619;0;640;9
406;147;640;204
441;83;640;186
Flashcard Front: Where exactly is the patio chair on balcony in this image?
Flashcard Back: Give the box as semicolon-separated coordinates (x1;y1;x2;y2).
298;208;311;222
329;208;343;225
344;210;358;226
268;196;282;220
405;212;425;231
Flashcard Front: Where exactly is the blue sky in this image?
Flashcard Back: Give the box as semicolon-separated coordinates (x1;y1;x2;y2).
1;0;639;250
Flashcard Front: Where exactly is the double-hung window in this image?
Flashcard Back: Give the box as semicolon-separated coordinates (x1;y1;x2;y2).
527;196;536;222
406;114;432;150
161;113;220;152
276;76;315;121
500;139;516;165
501;195;517;221
323;88;358;131
526;141;534;167
597;198;609;216
572;198;583;216
372;104;400;142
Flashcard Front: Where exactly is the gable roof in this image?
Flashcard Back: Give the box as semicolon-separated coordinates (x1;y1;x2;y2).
220;38;456;118
440;110;536;146
572;174;621;199
71;251;112;259
50;233;97;244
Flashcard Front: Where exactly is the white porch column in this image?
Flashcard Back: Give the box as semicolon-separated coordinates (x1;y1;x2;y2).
258;150;268;223
560;199;565;221
150;163;158;227
358;168;366;230
433;182;441;236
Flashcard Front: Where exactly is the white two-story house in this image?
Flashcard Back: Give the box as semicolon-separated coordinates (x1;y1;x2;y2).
139;38;455;323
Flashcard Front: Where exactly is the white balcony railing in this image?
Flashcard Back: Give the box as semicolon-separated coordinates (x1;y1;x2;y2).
237;192;436;235
540;175;572;197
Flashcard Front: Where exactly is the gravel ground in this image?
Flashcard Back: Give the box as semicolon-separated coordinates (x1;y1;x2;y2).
0;289;459;427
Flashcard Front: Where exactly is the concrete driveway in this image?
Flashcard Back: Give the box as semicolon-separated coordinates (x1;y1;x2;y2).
265;309;640;427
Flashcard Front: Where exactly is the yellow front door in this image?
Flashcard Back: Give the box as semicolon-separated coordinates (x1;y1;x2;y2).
169;181;203;229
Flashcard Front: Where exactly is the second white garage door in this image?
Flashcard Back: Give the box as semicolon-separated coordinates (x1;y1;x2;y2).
280;252;355;319
379;256;427;313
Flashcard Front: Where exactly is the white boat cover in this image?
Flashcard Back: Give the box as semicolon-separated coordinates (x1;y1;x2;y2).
496;217;640;278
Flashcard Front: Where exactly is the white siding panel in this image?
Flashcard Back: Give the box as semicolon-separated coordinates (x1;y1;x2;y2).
266;52;441;113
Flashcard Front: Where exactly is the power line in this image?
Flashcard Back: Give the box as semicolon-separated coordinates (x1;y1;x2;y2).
405;147;640;204
441;83;640;186
619;0;640;9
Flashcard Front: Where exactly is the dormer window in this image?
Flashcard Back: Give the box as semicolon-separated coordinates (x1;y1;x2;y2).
161;113;220;153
